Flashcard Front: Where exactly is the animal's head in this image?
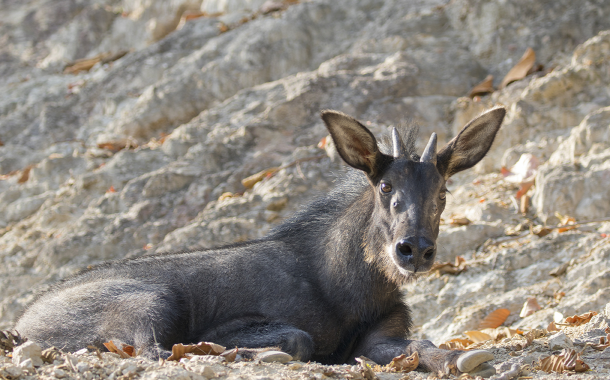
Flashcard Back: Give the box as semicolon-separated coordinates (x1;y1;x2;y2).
321;107;506;282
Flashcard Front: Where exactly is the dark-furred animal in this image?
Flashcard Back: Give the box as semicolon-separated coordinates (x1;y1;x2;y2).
15;107;506;376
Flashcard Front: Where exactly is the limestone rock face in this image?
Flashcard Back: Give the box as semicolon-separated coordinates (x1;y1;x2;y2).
2;3;610;377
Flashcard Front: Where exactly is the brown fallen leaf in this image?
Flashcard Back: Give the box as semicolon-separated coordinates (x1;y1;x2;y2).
167;341;227;361
221;347;238;362
64;51;128;75
430;256;467;275
218;22;229;33
103;341;134;359
355;356;377;380
500;48;536;89
17;164;34;184
519;297;541;318
469;75;494;98
532;225;552;237
97;139;138;152
564;311;597;326
555;212;577;233
539;348;589;373
241;167;280;189
478;308;510;330
439;338;473;350
546;321;560;332
524;329;546;347
388;351;418;372
463;330;492;344
0;330;25;353
449;216;470;226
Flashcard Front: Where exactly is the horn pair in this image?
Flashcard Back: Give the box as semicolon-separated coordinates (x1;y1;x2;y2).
391;127;437;164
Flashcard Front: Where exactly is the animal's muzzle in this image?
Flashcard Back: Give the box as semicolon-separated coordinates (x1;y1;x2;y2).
395;236;436;272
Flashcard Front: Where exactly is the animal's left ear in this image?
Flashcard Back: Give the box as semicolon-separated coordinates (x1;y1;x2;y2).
437;106;506;178
321;110;392;180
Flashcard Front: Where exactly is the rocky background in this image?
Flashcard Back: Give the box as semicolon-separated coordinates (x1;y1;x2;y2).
2;0;610;379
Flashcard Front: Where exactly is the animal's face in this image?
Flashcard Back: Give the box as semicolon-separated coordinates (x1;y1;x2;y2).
372;158;446;275
322;107;506;282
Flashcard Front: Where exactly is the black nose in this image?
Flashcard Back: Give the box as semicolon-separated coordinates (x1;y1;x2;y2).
396;237;435;261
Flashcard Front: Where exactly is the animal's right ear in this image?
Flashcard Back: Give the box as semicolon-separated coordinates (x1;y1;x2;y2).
437;106;506;178
321;110;392;180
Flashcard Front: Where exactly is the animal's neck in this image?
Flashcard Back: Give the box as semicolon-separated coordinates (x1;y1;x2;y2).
318;187;400;318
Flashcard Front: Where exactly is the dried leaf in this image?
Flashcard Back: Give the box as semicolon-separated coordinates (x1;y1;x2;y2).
539;349;589;373
103;341;134;358
221;348;238;362
547;321;560;332
388;352;418;372
519;297;541;318
439;338;473;350
97;139;138;152
317;136;328;149
500;48;536;89
41;347;62;363
463;331;492;344
564;311;597;326
17;164;34;184
218;22;229;33
430;256;467;275
592;333;610;350
64;51;128;74
469;75;494;97
355;356;378;380
533;225;552;237
478;308;510;330
520;194;530;214
218;192;240;201
0;330;25;352
167;341;227;361
241;167;280;189
449;216;471;226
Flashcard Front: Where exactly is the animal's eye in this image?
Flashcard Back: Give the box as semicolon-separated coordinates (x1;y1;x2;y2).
380;182;392;194
439;191;446;200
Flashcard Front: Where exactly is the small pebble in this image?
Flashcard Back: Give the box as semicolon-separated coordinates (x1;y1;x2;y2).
5;365;23;378
54;368;67;378
200;365;217;379
76;361;90;373
12;341;43;367
548;331;573;350
257;350;293;363
288;362;303;370
18;358;34;369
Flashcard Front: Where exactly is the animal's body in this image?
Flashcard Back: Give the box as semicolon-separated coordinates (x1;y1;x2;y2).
15;107;506;376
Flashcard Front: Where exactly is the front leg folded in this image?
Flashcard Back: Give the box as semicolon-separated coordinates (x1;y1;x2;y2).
203;320;315;361
351;305;496;377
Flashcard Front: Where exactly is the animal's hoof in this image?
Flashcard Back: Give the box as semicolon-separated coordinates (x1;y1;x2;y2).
468;362;496;378
457;349;494;373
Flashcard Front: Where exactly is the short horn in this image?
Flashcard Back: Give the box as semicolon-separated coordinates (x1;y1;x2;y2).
420;133;437;164
391;127;401;158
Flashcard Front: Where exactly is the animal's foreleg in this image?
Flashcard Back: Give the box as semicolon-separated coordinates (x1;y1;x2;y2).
352;307;495;377
206;321;314;361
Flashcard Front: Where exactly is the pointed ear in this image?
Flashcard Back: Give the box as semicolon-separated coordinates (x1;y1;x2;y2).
321;110;392;180
437;106;506;178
